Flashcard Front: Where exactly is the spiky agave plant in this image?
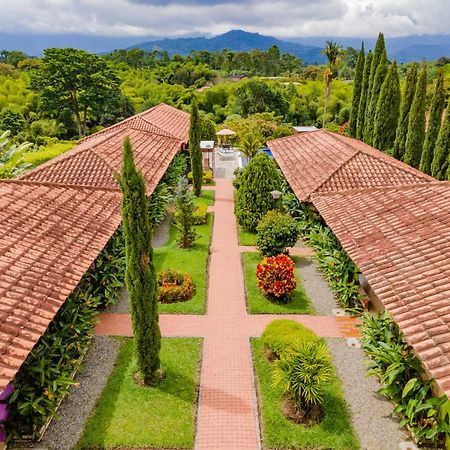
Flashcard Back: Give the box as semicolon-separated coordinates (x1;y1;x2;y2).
272;340;332;412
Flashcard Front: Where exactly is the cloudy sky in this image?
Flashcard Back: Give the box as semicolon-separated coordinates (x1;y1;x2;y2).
0;0;448;38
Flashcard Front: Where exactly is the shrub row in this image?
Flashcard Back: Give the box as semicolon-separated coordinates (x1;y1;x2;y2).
282;192;361;312
360;312;450;447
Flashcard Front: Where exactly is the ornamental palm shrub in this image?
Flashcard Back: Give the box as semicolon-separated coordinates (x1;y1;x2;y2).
420;70;445;174
118;136;161;385
235;152;282;232
174;178;198;248
256;254;297;303
261;319;318;359
256;210;299;256
272;340;332;413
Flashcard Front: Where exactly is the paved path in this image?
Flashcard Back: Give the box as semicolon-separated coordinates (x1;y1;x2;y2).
96;179;359;449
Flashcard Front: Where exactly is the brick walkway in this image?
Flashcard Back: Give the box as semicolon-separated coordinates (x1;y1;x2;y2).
95;179;359;449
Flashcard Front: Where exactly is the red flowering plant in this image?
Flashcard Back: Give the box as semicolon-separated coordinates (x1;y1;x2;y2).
256;254;297;303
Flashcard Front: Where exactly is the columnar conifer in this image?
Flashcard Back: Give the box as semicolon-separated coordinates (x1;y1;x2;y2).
364;49;388;145
393;63;418;160
404;66;427;168
365;33;386;116
373;61;401;151
349;43;365;137
431;109;450;180
119;137;161;384
189;99;203;197
356;50;372;140
420;70;446;174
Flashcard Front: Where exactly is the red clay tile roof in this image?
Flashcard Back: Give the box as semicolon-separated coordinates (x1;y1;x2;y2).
80;103;190;144
268;130;434;201
0;181;122;391
312;182;450;397
21;127;182;194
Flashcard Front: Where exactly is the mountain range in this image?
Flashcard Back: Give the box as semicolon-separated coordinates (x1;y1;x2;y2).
1;30;449;64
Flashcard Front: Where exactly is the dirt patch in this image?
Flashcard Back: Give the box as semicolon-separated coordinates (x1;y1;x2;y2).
281;397;323;426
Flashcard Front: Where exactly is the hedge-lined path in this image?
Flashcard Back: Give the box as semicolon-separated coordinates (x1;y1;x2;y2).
96;179;359;450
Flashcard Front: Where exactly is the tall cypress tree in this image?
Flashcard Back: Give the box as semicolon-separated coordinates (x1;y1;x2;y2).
432;109;450;180
365;33;386;116
420;70;446;174
349;42;365;137
363;49;388;145
404;66;427;168
119;137;161;385
393;63;418;160
189;99;203;197
356;50;372;140
373;61;401;152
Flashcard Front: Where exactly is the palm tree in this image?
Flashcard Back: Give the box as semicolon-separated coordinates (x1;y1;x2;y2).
240;132;261;160
322;41;343;127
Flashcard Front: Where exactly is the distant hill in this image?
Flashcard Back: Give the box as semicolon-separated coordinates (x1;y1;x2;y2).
127;30;326;65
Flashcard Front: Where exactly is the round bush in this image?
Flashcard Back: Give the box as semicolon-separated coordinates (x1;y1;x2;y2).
256;210;299;256
256;254;297;303
157;269;196;303
261;319;318;358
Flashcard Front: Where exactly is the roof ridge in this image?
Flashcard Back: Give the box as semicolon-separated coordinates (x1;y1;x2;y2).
310;180;450;200
328;131;434;182
0;178;121;193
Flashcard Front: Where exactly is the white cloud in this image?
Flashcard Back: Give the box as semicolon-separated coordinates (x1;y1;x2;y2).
0;0;447;37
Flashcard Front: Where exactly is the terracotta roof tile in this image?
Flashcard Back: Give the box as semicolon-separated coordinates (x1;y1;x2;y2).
0;181;122;391
21;127;181;194
268;130;433;201
312;182;450;396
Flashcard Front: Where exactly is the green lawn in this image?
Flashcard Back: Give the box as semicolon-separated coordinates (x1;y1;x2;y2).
79;338;201;449
155;214;212;314
238;227;258;246
193;190;215;206
252;339;360;450
242;252;314;314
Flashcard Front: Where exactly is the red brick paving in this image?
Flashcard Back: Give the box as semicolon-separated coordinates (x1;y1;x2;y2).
95;179;359;449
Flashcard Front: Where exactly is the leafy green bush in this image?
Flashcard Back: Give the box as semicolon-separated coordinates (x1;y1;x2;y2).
272;340;332;414
235;152;282;232
256;210;299;256
157;269;196;303
6;228;125;440
261;320;318;358
283;192;361;312
187;170;213;185
192;204;208;225
360;312;450;446
174;179;198;248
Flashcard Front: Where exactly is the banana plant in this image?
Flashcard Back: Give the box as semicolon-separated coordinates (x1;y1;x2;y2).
0;130;33;178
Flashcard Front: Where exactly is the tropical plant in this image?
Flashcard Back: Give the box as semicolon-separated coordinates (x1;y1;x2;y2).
235;152;282;232
173;178;198;248
256;210;299;256
404;65;427;168
0;129;33;178
240;132;261;159
118;136;161;385
189;99;203;196
256;254;297;302
322;41;343;127
272;340;332;412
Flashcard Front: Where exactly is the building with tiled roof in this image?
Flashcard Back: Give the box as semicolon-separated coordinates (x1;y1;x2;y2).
80;103;190;145
268;130;434;201
0;181;122;391
22;126;182;194
312;182;450;397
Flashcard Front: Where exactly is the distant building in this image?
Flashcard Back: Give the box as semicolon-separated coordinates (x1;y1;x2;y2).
293;126;318;133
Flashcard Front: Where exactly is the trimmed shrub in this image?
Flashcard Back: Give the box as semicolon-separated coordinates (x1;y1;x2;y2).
174;178;198;248
235;152;282;232
272;340;332;413
261;319;318;358
157;269;196;303
256;210;299;256
192;204;208;225
256;254;297;303
187;170;213;185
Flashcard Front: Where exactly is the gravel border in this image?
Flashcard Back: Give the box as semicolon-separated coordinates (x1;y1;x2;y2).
326;337;413;450
11;336;121;450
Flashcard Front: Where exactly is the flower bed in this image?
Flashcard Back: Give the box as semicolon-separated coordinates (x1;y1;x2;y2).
157;269;196;303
